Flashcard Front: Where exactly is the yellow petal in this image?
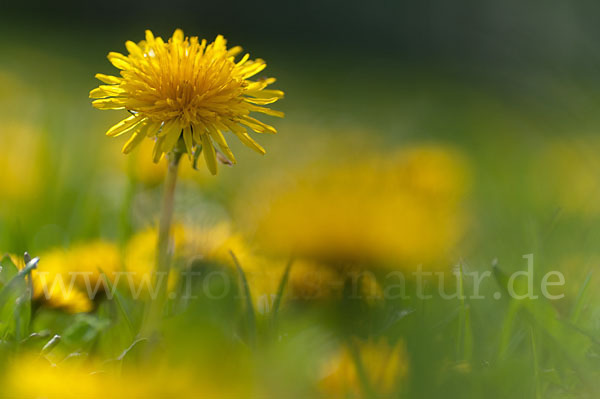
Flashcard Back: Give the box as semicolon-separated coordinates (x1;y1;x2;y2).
246;78;276;91
89;85;125;99
125;40;144;57
183;125;193;158
92;98;126;110
245;89;284;99
158;119;180;138
192;122;205;143
207;125;236;163
122;129;147;154
106;115;145;137
107;52;131;70
227;46;243;59
243;96;280;105
234;53;249;66
248;105;284;118
202;134;217;175
145;122;162;138
145;30;155;45
232;130;265;155
161;125;182;153
239;60;267;79
152;137;164;163
172;29;184;43
95;73;122;84
240;116;277;134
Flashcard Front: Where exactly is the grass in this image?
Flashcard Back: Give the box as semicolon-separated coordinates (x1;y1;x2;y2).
0;27;599;398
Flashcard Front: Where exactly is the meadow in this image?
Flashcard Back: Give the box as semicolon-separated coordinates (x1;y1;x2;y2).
0;20;600;399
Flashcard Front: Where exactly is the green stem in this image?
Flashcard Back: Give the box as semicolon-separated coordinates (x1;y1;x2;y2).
157;150;182;279
142;147;182;337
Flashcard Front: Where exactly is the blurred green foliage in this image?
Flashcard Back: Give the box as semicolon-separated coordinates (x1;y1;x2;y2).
1;9;600;397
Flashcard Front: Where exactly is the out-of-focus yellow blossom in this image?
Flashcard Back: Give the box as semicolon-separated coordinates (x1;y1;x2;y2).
124;224;187;294
237;258;345;314
319;337;409;398
65;241;123;285
90;29;283;174
123;222;372;311
180;222;246;262
123;222;242;295
248;145;470;270
10;241;121;313
124;222;238;272
531;139;600;216
10;252;92;313
4;354;247;398
0;122;45;201
239;258;385;314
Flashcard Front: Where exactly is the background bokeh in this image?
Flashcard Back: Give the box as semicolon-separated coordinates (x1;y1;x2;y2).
1;1;600;398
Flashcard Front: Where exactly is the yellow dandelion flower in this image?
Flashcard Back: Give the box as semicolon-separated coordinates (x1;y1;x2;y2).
65;241;123;285
9;241;122;313
90;29;284;175
122;223;379;310
123;225;187;295
10;252;93;313
5;354;248;399
0;122;45;202
245;145;470;270
231;257;346;314
124;222;237;272
319;337;409;398
124;222;240;295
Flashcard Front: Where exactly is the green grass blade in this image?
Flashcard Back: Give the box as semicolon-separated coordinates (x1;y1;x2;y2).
99;269;135;340
229;250;256;346
271;257;294;320
456;264;472;362
569;270;593;324
530;327;542;399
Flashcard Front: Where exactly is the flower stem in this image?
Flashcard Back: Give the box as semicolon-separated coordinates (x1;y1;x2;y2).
157;150;182;278
142;146;183;337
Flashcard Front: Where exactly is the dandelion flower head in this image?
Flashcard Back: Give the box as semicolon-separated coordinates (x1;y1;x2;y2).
90;29;284;174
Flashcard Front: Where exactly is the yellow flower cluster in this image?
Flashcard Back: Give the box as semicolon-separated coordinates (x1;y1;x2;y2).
123;223;353;311
7;218;388;315
249;145;470;270
11;241;122;313
4;354;248;398
91;29;283;174
0;122;45;202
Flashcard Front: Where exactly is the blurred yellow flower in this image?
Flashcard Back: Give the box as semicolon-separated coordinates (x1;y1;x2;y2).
236;257;346;313
90;29;284;174
124;222;242;296
123;222;365;310
65;241;123;285
5;354;245;398
11;241;122;313
0;122;45;202
124;222;237;271
248;145;470;270
319;337;409;398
